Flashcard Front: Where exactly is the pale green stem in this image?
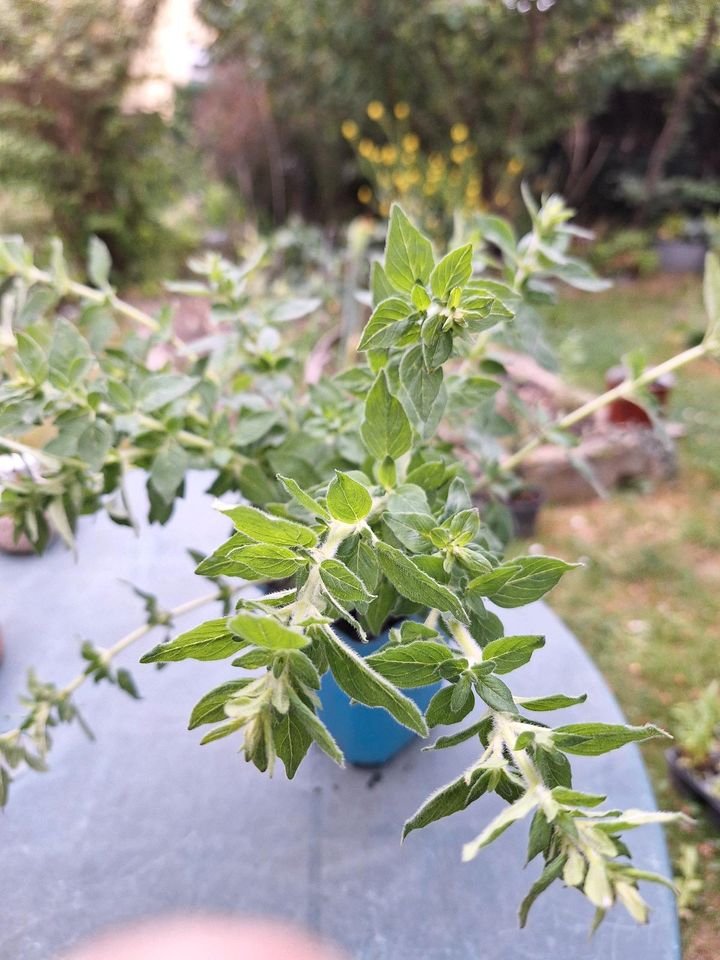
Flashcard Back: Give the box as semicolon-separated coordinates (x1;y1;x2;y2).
24;266;160;334
499;341;709;477
0;586;242;747
0;435;60;468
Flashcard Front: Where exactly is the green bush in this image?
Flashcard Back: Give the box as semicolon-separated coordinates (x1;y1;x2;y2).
0;0;195;283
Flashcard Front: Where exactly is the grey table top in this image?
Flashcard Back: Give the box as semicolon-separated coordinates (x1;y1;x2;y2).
0;473;680;960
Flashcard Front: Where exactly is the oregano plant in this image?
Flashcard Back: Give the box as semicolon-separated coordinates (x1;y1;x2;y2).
3;206;720;930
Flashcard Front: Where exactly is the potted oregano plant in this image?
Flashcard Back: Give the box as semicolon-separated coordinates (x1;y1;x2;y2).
667;681;720;825
2;208;720;932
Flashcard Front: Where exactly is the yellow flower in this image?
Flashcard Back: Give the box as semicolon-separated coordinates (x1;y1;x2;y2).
402;133;420;153
371;146;384;164
367;101;385;121
381;145;397;165
450;145;467;165
506;157;524;176
358;138;374;158
341;119;359;140
450;123;469;144
379;201;390;217
357;185;373;204
394;101;411;119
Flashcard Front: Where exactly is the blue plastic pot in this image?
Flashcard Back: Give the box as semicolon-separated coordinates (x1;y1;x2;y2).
319;622;441;766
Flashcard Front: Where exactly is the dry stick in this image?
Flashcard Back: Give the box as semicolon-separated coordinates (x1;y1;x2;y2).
496;340;710;478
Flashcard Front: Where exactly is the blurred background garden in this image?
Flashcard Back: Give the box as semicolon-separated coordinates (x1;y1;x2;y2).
1;0;719;955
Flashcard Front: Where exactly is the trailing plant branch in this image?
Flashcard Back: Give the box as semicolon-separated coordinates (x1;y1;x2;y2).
0;583;248;807
499;340;714;478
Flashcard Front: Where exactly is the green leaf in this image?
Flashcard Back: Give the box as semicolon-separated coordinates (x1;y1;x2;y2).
426;686;474;727
421;313;453;370
228;544;305;579
219;503;318;548
141;619;240;663
376;542;468;622
426;716;492;750
371;260;396;304
462;790;539;861
367;640;455;688
430;244;473;299
278;475;331;521
519;693;587;712
358;296;414;350
403;772;480;840
526;810;552;863
194;532;257;578
478;557;579;608
399;345;443;422
553;722;669;756
234;409;280;446
323;629;428;735
326;470;372;523
150;442;189;503
384;204;434;293
474;673;516;712
288;690;344;766
138;374;197;413
16;331;48;383
337;536;380;592
188;680;253;729
519;854;567;927
320;558;375;604
361;370;412;461
384;511;436;553
272;709;312;777
199;720;243;745
87;235;112;288
48;319;93;388
552;786;607;808
482;635;545;675
286;649;321;690
229;613;309;650
411;283;431;310
77;419;113;471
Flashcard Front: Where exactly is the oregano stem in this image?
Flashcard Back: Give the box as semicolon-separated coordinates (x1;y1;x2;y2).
0;586;242;747
498;340;710;476
25;266;160;335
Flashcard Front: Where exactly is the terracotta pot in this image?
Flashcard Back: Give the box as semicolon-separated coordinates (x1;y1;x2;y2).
605;366;676;428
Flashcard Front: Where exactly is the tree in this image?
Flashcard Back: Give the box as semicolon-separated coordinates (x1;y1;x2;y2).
0;0;191;280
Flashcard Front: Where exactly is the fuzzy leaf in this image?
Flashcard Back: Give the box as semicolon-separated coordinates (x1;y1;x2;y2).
229;613;309;650
326;471;372;523
482;635;545;674
319;558;375;604
384;204;434;293
323;629;428;735
430;244;473;299
188;680;253;729
361;370;412;461
219;503;318;548
553;722;669;756
141;619;240;663
367;640;455;687
376;542;468;622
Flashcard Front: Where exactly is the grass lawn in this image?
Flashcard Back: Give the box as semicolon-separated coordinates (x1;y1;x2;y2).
520;275;720;957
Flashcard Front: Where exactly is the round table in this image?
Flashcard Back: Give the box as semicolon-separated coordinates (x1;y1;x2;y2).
0;473;681;959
